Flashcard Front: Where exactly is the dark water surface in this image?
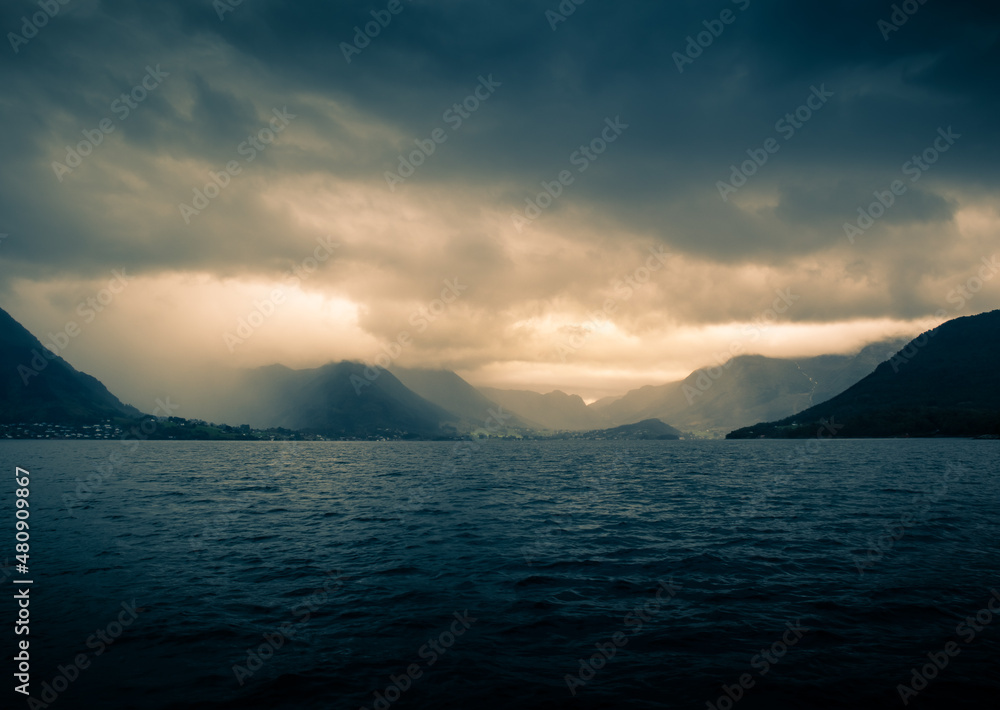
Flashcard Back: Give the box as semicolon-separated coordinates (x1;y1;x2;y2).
2;439;998;709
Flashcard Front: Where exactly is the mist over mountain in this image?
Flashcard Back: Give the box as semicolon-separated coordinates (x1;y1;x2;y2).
592;338;910;436
797;339;914;403
5;301;993;441
143;336;917;437
728;312;1000;438
0;307;466;438
589;394;624;411
0;306;141;423
391;367;532;431
228;362;462;438
478;387;601;431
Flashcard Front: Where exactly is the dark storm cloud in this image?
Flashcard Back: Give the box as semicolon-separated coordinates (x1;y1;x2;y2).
0;0;997;322
772;180;957;227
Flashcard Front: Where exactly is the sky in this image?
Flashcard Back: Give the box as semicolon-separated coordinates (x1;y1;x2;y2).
1;0;998;411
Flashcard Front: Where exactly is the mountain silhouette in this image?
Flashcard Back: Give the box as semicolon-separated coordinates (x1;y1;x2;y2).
592;338;909;436
0;306;141;423
577;418;684;440
478;387;600;431
727;311;1000;438
230;361;462;438
391;367;531;430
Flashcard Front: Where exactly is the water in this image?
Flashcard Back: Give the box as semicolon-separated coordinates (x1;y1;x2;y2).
2;439;998;709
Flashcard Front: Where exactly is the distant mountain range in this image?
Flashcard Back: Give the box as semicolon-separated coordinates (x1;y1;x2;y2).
590;339;910;437
478;387;596;431
728;310;1000;438
221;362;465;438
392;368;534;431
2;305;997;439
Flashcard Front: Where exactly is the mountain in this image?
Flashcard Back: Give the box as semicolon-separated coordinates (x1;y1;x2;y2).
727;311;1000;438
226;361;462;438
589;394;624;410
594;338;909;437
595;358;813;435
391;367;531;431
0;306;142;423
478;387;601;431
569;418;684;440
0;307;475;438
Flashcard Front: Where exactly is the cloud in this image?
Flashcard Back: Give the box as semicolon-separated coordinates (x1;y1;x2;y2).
1;0;998;406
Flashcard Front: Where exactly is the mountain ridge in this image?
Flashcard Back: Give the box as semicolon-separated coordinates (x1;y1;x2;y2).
727;311;1000;438
586;338;910;436
0;306;142;424
3;304;995;440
